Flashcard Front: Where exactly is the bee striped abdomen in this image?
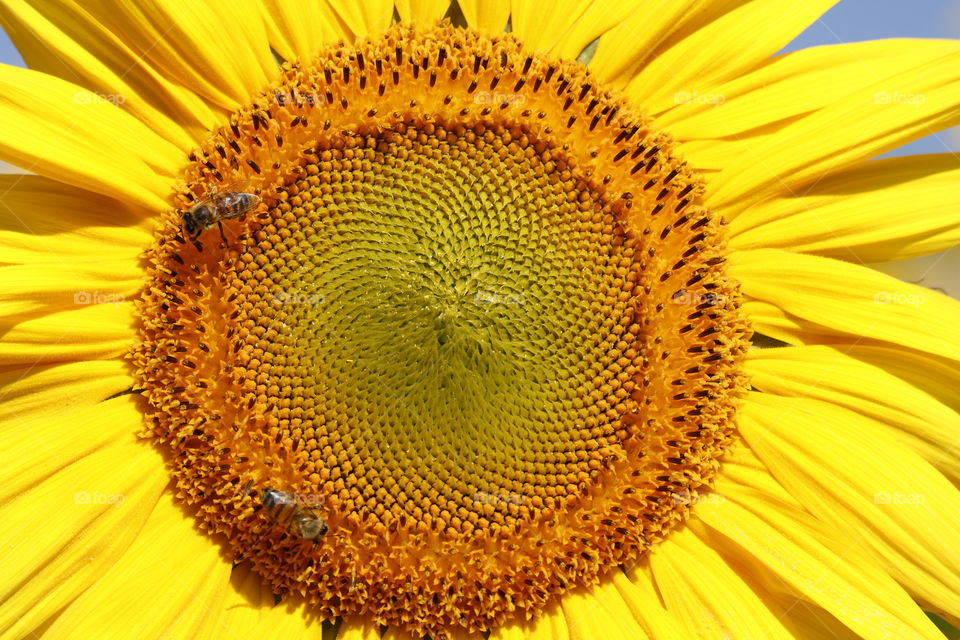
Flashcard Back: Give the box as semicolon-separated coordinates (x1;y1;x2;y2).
261;488;298;527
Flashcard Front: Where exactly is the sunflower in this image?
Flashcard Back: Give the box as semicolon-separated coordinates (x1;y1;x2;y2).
2;0;960;638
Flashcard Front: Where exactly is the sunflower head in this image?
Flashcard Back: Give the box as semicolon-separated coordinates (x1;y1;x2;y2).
129;20;750;636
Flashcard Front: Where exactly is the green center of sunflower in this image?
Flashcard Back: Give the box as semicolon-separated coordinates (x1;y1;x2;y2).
131;21;750;638
273;124;641;520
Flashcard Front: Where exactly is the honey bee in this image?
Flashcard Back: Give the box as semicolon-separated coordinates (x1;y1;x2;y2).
181;182;261;246
258;487;329;541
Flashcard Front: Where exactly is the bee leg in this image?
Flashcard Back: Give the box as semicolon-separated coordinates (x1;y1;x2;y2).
217;220;228;246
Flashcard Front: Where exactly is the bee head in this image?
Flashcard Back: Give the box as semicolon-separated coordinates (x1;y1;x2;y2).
182;203;211;237
181;215;196;235
295;513;329;540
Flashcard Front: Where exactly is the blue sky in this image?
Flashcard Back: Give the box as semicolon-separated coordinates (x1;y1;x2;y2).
1;0;958;155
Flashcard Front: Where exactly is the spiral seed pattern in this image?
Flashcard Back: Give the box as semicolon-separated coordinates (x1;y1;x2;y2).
132;22;750;639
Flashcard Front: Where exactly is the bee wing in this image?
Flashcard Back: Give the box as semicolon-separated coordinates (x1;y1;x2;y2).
210;179;259;202
219;192;262;219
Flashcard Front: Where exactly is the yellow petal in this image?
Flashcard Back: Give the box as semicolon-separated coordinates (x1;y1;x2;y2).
75;0;275;110
622;0;839;115
743;298;891;352
548;1;643;62
457;0;509;35
260;0;350;63
337;615;384;640
41;489;229;640
696;477;945;639
561;579;647;640
729;249;960;362
673;122;783;174
708;460;920;640
714;441;806;512
0;0;214;149
0;65;181;212
396;0;451;26
0;359;130;425
769;602;867;640
0;260;141;323
729;154;960;261
843;343;960;415
486;622;529;640
708;46;960;212
590;1;735;88
193;564;323;639
379;626;486;640
610;568;686;639
0;400;166;639
510;0;594;54
747;345;960;482
743;301;960;404
0;395;143;503
0;301;134;367
740;393;960;621
490;599;568;640
640;527;793;639
660;39;959;139
326;0;394;41
489;602;571;640
0;175;154;267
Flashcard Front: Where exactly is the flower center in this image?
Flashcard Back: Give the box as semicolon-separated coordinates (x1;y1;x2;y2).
132;22;750;638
